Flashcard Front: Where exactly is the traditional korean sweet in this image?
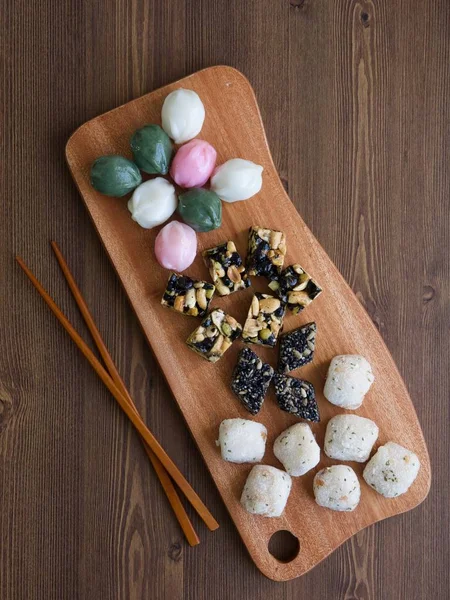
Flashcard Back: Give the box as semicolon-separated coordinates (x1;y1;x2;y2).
178;188;222;232
210;159;263;202
161;272;215;317
230;347;274;415
154;221;197;271
170;139;216;188
202;240;250;295
186;309;242;362
130;124;173;175
246;226;286;280
128;177;177;229
273;373;320;422
278;322;317;374
161;88;205;143
242;293;286;347
90;155;142;197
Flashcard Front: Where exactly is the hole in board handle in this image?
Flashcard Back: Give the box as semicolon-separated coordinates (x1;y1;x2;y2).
268;530;300;563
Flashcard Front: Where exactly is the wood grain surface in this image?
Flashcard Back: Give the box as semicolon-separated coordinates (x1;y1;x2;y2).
1;0;449;597
65;65;431;581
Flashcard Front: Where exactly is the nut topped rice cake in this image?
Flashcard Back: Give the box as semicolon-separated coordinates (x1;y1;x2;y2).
161;272;215;317
269;263;322;314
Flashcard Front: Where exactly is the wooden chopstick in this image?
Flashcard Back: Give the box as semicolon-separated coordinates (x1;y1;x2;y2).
50;242;200;547
16;256;219;534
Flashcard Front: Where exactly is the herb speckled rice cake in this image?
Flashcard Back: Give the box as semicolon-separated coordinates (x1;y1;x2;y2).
240;465;292;517
363;442;420;498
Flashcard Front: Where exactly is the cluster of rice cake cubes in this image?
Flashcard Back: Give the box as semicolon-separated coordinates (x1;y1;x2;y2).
217;406;420;518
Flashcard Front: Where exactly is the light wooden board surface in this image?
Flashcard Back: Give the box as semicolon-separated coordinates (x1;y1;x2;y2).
65;66;431;581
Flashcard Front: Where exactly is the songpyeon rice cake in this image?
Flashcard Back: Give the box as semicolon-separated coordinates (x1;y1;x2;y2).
324;414;379;462
313;465;361;512
363;441;420;498
240;465;292;517
273;423;320;476
217;419;267;463
324;355;374;409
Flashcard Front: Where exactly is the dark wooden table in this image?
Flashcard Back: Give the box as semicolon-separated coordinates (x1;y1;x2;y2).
1;1;449;598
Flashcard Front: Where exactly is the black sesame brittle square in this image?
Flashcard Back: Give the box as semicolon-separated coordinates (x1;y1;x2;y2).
273;373;320;422
231;347;274;415
278;322;317;373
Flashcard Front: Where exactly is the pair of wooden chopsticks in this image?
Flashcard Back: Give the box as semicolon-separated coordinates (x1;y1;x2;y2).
16;242;219;546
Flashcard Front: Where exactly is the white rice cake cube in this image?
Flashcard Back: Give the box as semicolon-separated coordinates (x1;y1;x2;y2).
313;465;361;511
273;423;320;476
324;414;379;462
363;441;420;498
217;418;267;463
324;355;374;409
240;465;292;517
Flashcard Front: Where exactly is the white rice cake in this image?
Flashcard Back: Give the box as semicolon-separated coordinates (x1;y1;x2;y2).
217;418;267;463
324;355;374;409
363;441;420;498
313;465;361;511
324;414;379;462
240;465;292;517
273;423;320;476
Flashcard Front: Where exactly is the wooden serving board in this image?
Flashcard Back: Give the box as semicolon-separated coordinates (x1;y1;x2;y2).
66;66;431;581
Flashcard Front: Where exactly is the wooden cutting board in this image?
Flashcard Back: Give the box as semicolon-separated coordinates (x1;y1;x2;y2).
65;66;431;581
